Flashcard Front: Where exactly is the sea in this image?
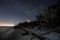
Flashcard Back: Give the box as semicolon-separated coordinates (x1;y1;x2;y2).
0;26;60;40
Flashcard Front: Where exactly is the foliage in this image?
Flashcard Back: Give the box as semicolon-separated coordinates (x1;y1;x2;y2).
36;4;60;30
14;2;60;40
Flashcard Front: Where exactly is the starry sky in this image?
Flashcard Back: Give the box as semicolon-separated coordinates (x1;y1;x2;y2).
0;0;56;26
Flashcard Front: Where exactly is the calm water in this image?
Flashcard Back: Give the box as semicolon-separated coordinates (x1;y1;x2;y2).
0;26;14;40
0;26;60;40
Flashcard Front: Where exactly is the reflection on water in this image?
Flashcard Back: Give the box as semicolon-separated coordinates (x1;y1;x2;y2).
0;26;60;40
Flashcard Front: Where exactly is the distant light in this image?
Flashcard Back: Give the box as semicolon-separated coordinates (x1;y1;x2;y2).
26;19;31;22
0;24;15;27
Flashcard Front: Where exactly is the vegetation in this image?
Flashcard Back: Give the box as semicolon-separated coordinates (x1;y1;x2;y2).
36;4;60;30
14;21;39;29
14;1;60;40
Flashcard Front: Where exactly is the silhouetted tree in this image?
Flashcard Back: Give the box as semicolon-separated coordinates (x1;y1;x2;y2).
14;21;39;29
14;1;60;40
36;4;60;31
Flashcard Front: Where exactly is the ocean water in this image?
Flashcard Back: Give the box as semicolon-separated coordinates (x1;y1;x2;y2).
0;26;14;40
0;26;60;40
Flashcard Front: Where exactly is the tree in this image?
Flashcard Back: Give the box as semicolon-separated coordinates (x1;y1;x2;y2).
36;4;60;32
14;1;60;40
14;21;49;40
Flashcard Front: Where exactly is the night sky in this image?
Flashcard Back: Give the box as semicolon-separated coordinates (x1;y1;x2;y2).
0;0;56;26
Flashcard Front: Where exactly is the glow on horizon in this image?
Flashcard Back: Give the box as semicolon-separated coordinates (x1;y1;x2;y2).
0;23;15;26
26;19;31;22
